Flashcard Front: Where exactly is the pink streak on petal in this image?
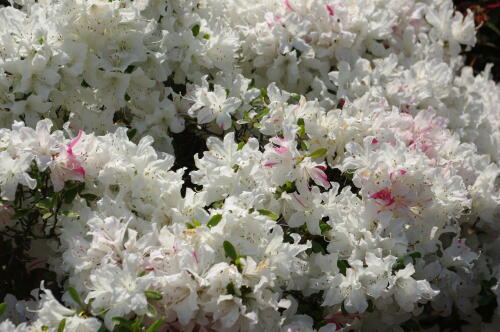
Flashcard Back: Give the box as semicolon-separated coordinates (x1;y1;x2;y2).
314;165;327;171
310;167;330;188
370;188;395;206
192;250;199;264
284;0;294;10
371;138;379;144
275;146;289;154
326;5;334;16
73;167;86;176
314;168;328;181
264;162;278;167
292;193;308;209
67;130;84;156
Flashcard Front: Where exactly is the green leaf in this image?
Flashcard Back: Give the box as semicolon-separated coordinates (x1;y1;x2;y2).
283;181;296;193
486;22;500;38
409;252;421;259
367;299;375;312
223;241;237;261
64;185;82;204
35;199;52;210
237;142;245;150
479;294;495;306
226;282;236;295
482;278;498;288
186;219;201;229
57;318;66;332
240;285;252;298
42;326;49;331
401;319;420;331
299;140;309;151
235;256;244;272
191;24;200;37
80;193;99;201
131;315;144;331
393;252;422;271
342;169;356;180
146;303;157;318
260;88;267;99
309;148;327;159
392;258;406;271
255;107;270;119
337;260;350;276
202;34;210;40
319;222;332;234
248;78;256;89
12;209;30;219
68;286;85;309
409;252;421;263
0;302;6;317
42;212;53;220
112;317;133;328
127;128;137;140
288;94;301;104
211;200;224;209
207;214;223;228
236;119;250;125
145;290;163;301
297;118;306;137
341;301;349;315
145;318;165;332
62;211;80;218
257;209;279;221
311;240;325;254
125;65;135;74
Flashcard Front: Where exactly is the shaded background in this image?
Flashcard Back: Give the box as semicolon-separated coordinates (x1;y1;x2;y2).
455;0;500;81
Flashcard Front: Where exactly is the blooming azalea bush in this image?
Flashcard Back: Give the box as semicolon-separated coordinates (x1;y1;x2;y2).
0;0;499;331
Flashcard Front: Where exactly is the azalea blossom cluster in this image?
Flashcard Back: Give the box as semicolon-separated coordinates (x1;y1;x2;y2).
0;0;499;331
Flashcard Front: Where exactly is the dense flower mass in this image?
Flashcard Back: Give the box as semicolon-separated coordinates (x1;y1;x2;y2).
0;0;499;331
